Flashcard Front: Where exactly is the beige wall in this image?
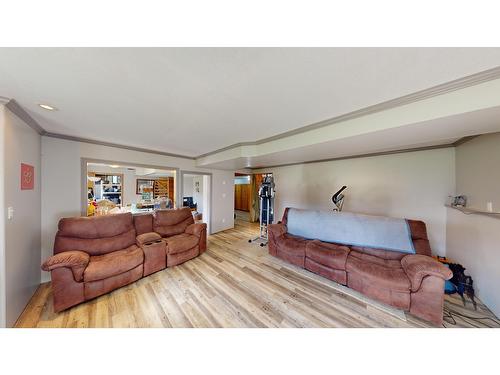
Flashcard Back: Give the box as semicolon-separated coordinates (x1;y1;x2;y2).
193;175;204;214
182;174;210;230
256;148;456;255
455;133;500;209
182;175;205;213
183;175;194;197
2;107;41;327
41;136;235;282
447;133;500;316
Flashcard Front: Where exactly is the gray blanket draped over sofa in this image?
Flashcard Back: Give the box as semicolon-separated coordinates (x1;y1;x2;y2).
286;208;416;254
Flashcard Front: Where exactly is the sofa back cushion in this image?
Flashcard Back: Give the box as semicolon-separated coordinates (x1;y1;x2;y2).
285;208;416;254
407;219;432;257
133;213;154;235
54;213;136;256
153;207;194;237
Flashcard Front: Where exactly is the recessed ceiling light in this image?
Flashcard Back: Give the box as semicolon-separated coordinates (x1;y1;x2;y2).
109;165;120;168
38;103;57;111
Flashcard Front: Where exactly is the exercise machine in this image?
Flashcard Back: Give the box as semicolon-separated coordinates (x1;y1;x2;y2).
332;185;347;211
249;174;276;247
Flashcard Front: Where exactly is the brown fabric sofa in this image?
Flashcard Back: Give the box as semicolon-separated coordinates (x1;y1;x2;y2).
268;208;452;326
153;207;207;266
42;208;207;312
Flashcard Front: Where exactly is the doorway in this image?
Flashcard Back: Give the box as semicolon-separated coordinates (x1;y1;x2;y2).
181;171;212;234
82;159;178;216
234;173;272;224
234;173;251;222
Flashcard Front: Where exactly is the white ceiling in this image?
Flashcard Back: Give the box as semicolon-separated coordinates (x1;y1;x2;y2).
2;48;500;157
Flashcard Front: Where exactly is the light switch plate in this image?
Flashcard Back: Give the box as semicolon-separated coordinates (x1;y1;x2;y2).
7;207;14;220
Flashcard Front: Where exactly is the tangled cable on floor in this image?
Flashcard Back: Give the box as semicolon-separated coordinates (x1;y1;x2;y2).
442;299;500;327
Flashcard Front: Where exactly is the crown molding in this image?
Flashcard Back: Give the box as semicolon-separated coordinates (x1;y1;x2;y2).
4;99;46;135
44;132;196;160
196;65;500;159
452;135;479;147
250;135;478;170
250;142;457;171
2;97;196;160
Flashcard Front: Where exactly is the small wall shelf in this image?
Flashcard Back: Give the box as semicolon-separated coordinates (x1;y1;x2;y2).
445;204;500;219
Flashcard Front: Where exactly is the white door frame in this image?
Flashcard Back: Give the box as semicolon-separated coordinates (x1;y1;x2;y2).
180;170;213;234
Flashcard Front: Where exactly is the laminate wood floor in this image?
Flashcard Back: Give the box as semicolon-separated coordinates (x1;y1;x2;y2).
15;219;500;328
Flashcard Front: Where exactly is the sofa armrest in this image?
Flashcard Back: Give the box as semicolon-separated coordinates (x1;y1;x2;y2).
401;254;452;292
41;251;90;282
136;232;162;246
185;223;207;238
139;233;167;276
268;223;287;238
267;223;287;257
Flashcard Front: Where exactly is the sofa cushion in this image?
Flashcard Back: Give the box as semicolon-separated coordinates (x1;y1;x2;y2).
305;240;350;270
165;233;199;255
348;250;403;269
54;213;137;255
349;245;406;261
347;271;411;310
133;213;154;235
305;258;347;285
167;246;199;267
346;255;410;292
407;219;429;241
55;229;137;256
84;245;144;282
84;264;143;300
277;233;307;257
57;212;134;239
154;208;194;237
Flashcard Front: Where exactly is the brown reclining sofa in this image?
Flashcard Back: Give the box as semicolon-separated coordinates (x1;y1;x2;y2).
268;208;452;326
41;207;206;312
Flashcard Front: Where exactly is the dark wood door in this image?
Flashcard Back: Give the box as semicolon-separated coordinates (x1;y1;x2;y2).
234;183;251;211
